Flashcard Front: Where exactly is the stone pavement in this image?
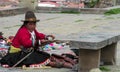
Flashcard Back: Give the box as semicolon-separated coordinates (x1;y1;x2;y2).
1;13;120;72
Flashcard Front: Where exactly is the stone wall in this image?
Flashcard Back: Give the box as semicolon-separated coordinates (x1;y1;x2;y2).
0;5;119;17
0;7;28;17
0;6;108;17
36;7;79;13
116;0;120;5
36;6;108;14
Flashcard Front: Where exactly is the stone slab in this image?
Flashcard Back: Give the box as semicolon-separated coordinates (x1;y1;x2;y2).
68;32;120;50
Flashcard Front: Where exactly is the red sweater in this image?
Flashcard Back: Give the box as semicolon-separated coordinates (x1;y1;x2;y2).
12;26;46;48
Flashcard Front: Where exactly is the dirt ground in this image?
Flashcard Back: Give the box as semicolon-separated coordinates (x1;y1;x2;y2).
0;13;120;72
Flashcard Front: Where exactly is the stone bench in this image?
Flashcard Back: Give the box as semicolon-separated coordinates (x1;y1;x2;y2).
67;32;120;72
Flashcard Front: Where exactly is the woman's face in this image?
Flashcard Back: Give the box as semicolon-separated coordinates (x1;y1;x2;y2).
26;21;36;32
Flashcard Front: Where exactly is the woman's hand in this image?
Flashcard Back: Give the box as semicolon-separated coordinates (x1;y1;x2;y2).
38;35;55;46
40;39;55;46
46;35;55;40
41;39;53;44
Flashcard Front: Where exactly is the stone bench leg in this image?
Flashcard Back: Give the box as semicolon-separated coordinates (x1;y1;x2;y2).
101;43;117;65
79;49;101;72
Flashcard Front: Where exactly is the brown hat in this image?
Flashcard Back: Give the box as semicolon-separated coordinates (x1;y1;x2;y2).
21;11;40;22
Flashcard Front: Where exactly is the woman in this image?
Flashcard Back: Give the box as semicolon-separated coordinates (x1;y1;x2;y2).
0;11;75;69
0;11;55;68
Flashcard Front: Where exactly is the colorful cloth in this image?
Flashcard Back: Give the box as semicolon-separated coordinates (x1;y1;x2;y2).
0;39;9;58
41;42;63;51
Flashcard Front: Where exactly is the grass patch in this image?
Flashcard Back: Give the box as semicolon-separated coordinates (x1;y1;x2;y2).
61;10;80;14
75;20;84;22
94;18;102;20
99;66;111;71
89;0;100;8
104;8;120;15
92;25;98;28
46;17;60;21
4;27;12;29
3;25;21;29
117;17;120;19
105;17;115;19
13;25;21;27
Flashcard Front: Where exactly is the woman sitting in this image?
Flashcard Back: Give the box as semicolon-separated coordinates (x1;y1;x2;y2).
0;11;77;69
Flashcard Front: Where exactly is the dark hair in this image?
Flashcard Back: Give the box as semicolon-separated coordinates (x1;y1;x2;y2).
20;21;29;28
0;32;3;39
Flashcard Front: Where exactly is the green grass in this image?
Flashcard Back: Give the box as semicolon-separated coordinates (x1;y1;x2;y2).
94;18;102;20
13;25;21;27
99;66;111;71
4;27;11;29
105;17;115;19
3;25;21;29
104;8;120;15
61;10;80;14
92;25;98;28
75;20;84;22
117;17;120;19
45;17;60;21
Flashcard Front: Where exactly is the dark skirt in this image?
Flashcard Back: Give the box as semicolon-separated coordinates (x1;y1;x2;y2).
0;50;50;67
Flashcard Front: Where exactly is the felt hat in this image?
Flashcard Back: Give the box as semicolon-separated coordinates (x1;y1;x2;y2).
21;11;40;22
